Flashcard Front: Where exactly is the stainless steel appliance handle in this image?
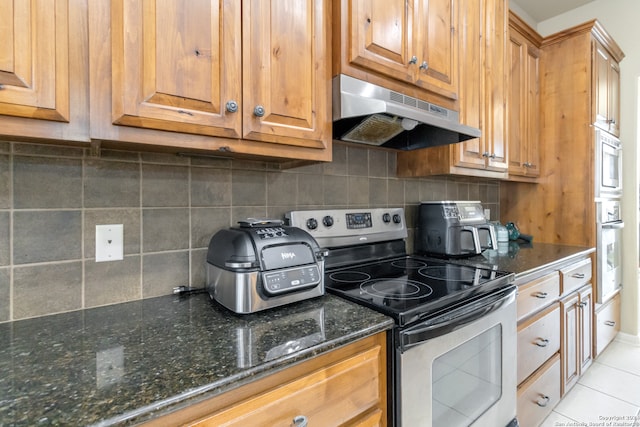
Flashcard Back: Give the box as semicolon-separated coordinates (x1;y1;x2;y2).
461;225;481;254
399;285;517;352
476;224;497;250
602;221;625;230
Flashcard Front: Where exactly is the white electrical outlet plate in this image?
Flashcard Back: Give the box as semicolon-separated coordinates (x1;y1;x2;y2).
96;224;124;262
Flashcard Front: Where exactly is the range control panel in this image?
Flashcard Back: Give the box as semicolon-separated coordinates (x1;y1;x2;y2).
285;208;407;248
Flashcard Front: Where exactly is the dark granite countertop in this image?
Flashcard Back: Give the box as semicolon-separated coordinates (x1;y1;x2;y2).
0;293;393;426
449;242;595;284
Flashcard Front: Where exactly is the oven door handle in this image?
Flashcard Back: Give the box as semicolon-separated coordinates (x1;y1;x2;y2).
602;221;624;230
399;285;517;352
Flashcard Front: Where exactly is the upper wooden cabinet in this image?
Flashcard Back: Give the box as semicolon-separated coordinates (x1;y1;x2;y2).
335;0;458;103
90;0;331;161
507;13;541;180
0;0;90;142
396;0;508;179
593;39;621;136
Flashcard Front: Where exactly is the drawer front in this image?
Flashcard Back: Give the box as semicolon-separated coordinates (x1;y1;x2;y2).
192;345;383;426
560;258;592;295
517;303;561;384
595;293;621;356
517;272;560;321
517;354;561;427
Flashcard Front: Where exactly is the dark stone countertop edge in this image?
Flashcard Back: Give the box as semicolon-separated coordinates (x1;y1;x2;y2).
96;317;394;427
512;246;595;285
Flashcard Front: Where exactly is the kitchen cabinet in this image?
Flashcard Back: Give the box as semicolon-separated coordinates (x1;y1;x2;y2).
339;0;458;101
594;39;621;137
396;0;508;179
595;292;621;356
517;302;561;385
507;13;541;180
142;332;387;427
93;0;332;162
0;0;90;142
560;284;592;396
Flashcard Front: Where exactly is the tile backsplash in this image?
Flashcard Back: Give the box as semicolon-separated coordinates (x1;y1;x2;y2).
0;140;500;322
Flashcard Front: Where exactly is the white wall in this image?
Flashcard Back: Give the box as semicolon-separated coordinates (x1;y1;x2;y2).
534;0;640;338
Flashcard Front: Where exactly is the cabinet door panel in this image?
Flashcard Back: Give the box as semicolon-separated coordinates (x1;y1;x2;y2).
561;292;580;396
415;0;457;98
242;0;329;149
111;0;242;138
0;0;69;121
349;0;414;83
608;61;620;136
593;41;609;131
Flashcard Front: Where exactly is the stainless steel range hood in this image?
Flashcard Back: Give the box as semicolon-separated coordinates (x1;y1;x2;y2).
332;74;481;150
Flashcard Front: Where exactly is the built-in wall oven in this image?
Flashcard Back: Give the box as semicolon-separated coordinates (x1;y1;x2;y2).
595;128;623;198
286;208;518;427
596;199;624;303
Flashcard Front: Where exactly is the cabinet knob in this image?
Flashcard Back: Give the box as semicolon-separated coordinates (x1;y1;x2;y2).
482;152;490;158
419;61;429;71
536;395;550;407
408;55;418;65
523;162;531;168
579;301;588;308
489;153;497;159
225;100;238;113
292;415;308;427
253;105;265;117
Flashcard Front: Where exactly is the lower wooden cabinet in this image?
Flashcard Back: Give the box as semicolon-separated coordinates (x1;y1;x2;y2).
595;292;621;356
517;354;561;427
517;303;561;385
560;284;593;396
143;332;387;427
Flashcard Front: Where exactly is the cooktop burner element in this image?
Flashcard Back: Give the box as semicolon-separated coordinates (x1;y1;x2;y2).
325;255;513;326
360;278;433;300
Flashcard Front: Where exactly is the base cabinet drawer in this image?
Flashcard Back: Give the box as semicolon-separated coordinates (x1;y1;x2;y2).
595;293;621;356
517;303;561;384
560;258;591;295
517;354;561;427
517;272;560;321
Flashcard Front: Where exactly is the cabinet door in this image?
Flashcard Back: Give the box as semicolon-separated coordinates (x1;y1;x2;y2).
507;26;540;178
560;292;580;396
608;60;620;136
109;0;242;138
483;0;508;171
453;0;486;169
242;0;330;149
0;0;69;122
593;40;610;132
348;0;414;84
413;0;458;99
579;285;593;373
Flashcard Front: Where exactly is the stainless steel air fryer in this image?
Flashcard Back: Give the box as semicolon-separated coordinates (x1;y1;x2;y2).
416;201;496;257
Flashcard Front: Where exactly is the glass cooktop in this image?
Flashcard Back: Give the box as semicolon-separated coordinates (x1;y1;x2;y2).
325;256;514;327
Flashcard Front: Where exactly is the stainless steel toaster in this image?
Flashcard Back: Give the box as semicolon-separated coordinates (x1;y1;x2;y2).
206;219;325;314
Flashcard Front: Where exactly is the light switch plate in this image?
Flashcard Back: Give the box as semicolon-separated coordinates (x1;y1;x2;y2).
96;224;124;262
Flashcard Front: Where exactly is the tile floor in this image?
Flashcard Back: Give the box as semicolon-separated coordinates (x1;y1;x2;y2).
541;340;640;427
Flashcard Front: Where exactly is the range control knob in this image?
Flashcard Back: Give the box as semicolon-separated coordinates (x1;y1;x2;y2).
382;213;391;223
306;218;318;230
322;215;334;227
392;214;402;224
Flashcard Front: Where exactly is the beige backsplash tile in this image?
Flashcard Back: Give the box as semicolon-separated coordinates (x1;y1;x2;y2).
0;140;501;321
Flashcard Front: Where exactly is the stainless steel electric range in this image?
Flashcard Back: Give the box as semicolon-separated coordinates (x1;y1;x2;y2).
286;208;518;427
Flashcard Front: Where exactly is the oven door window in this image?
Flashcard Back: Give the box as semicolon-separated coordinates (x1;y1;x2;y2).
601;143;621;189
432;324;502;426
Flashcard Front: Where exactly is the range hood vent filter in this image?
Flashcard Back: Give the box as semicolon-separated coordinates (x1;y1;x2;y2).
341;114;404;145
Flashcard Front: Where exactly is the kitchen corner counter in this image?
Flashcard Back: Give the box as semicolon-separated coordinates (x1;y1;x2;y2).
0;293;393;426
451;242;595;283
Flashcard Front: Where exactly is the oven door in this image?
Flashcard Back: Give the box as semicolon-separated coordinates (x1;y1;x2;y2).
595;129;622;197
397;286;517;427
597;220;624;303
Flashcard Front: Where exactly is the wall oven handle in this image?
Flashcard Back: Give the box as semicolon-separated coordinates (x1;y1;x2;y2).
399;285;517;352
602;221;625;229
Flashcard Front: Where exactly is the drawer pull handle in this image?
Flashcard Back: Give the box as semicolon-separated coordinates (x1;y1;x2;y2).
292;415;308;427
536;395;550;407
604;320;616;327
534;338;549;347
533;292;548;299
579;301;588;308
572;273;585;279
